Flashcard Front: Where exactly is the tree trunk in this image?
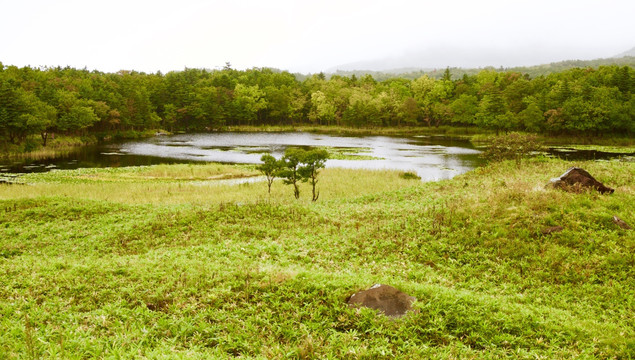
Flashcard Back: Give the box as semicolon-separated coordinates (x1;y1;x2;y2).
41;132;48;147
293;183;300;199
311;177;319;202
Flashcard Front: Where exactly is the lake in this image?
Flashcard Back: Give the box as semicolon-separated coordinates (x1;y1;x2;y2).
2;132;631;182
0;132;484;182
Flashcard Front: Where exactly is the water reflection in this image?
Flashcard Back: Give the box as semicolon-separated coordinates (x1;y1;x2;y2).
1;132;486;181
118;132;483;181
3;133;632;179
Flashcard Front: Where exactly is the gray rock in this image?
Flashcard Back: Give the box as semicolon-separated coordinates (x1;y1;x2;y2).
347;284;416;318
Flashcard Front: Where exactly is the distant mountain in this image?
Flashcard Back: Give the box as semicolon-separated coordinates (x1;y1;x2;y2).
326;57;635;81
325;52;635;81
327;47;563;73
326;46;635;80
614;47;635;58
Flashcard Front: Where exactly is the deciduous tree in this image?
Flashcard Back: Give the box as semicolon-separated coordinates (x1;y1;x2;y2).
257;154;283;195
279;148;304;199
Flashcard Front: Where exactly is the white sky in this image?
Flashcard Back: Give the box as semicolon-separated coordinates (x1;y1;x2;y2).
1;0;633;74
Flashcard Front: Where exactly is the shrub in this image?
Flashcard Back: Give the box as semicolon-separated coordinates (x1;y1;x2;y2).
481;132;543;166
400;171;421;180
22;139;39;153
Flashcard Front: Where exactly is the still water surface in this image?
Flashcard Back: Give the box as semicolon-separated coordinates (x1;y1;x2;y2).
3;132;630;182
1;132;483;182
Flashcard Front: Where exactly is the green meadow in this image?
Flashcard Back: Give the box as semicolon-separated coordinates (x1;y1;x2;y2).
0;158;633;359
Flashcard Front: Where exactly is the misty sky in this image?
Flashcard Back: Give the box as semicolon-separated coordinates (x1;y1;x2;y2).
1;0;633;74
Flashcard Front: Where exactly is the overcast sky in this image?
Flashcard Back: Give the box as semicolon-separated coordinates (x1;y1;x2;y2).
1;0;633;74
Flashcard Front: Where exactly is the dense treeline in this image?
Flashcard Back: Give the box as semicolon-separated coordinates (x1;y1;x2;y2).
0;61;633;148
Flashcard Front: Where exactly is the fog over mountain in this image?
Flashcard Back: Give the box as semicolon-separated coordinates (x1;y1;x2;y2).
613;47;635;58
328;46;634;73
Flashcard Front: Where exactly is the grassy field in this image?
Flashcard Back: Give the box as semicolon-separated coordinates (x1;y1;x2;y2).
0;158;633;359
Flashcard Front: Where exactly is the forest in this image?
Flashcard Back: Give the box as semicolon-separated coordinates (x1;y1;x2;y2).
0;61;633;149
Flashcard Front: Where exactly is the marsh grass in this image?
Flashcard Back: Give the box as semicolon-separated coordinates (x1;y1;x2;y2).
0;165;417;205
0;135;95;160
319;147;383;160
109;163;260;181
399;171;421;180
0;159;633;358
227;124;490;137
549;144;635;154
472;132;635;148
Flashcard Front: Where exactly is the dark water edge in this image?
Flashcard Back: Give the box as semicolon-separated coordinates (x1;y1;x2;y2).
0;145;204;174
546;147;635;161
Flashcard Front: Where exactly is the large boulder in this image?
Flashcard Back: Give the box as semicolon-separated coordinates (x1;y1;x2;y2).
347;284;416;318
550;167;614;194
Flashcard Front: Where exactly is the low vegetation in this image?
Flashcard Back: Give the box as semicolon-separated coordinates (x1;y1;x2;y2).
481;132;544;166
399;171;422;180
321;147;382;161
0;158;633;358
0;135;95;161
549;144;635;154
